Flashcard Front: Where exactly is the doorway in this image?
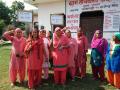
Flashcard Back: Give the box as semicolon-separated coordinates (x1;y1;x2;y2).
80;11;104;48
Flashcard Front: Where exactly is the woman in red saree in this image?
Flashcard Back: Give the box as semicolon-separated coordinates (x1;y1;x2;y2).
24;29;45;90
65;30;78;81
76;28;88;78
52;27;69;85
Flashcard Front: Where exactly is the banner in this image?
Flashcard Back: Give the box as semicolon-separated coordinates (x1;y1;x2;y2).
18;11;33;23
104;11;120;31
50;14;64;25
66;0;120;32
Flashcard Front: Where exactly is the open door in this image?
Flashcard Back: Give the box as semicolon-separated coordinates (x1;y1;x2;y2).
80;11;104;48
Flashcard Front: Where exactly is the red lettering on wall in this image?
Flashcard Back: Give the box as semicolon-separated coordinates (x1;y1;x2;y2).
69;0;78;6
68;0;111;6
67;20;79;23
67;14;79;18
67;26;79;30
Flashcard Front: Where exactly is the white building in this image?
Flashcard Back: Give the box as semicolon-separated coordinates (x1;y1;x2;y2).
25;0;120;47
24;0;65;29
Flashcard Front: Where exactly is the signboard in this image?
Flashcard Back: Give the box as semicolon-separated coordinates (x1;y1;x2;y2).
66;0;120;32
18;11;33;23
50;14;64;25
104;11;120;31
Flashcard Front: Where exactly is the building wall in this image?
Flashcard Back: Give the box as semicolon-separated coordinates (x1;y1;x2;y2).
33;15;38;22
38;0;65;30
66;0;120;42
36;0;120;42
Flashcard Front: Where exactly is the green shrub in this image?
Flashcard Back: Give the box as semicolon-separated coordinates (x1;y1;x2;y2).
0;19;5;36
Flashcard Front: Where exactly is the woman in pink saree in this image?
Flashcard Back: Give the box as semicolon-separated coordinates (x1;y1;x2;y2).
65;30;78;81
52;27;69;85
40;30;50;80
24;29;45;89
91;30;108;81
76;28;88;78
3;28;26;86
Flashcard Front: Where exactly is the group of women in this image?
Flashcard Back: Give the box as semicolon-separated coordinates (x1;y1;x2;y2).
3;26;120;90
